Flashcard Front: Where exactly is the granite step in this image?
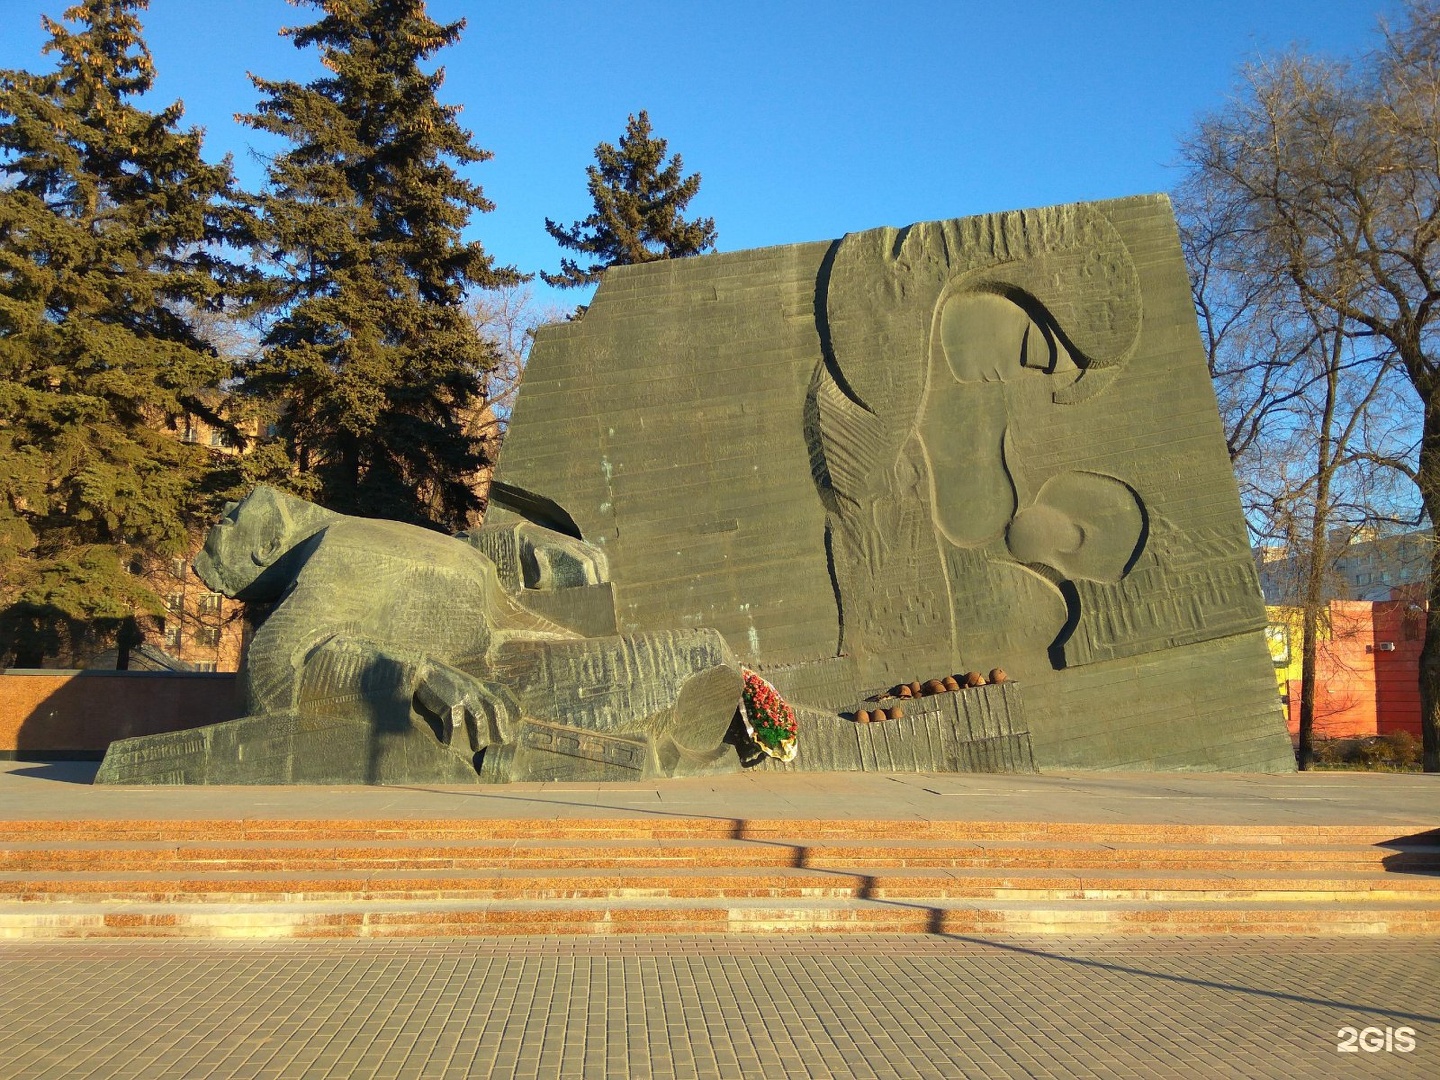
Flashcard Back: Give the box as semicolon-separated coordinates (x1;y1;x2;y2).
2;837;1434;873
1;865;1438;903
2;819;1434;845
2;816;1435;937
1;897;1437;939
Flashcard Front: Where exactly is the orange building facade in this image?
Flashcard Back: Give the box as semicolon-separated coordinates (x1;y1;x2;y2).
1267;594;1425;741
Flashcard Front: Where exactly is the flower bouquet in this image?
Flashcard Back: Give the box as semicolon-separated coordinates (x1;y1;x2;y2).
739;668;798;762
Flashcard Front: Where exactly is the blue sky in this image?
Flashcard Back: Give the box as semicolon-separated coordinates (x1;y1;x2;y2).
0;0;1390;309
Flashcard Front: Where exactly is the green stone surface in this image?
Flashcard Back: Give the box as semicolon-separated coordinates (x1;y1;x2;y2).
96;488;748;785
494;194;1295;772
98;194;1292;784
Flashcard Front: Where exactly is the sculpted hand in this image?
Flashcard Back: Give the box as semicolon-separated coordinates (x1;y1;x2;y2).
413;662;517;751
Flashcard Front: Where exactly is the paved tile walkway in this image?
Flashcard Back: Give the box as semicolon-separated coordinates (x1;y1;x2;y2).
0;935;1435;1079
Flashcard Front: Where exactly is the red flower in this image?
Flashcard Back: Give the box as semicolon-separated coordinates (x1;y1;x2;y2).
741;669;797;750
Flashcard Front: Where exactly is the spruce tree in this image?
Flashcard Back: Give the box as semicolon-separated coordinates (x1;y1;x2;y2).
0;0;243;667
543;111;717;288
238;0;520;531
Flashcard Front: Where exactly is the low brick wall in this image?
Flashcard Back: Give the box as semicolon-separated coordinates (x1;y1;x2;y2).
0;670;240;759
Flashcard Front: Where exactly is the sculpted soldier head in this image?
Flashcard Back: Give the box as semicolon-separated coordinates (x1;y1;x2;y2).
193;486;340;600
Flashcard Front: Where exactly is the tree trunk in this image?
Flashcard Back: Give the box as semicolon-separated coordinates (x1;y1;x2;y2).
1297;510;1328;771
1298;603;1319;770
1297;355;1340;771
1420;576;1440;771
11;627;43;670
115;616;140;671
1418;401;1440;772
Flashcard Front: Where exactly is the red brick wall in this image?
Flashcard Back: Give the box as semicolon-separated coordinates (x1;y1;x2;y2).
0;670;240;757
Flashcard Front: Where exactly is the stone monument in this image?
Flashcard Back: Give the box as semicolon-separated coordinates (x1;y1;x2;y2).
490;194;1295;772
97;194;1294;784
96;487;749;783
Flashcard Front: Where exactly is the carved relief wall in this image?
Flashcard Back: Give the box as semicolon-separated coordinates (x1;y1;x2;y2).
494;195;1295;771
812;201;1263;688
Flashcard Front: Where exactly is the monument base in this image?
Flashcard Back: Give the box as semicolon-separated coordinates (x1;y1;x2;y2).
94;680;1033;785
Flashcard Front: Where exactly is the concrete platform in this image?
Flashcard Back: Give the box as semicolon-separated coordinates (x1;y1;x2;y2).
4;760;1437;827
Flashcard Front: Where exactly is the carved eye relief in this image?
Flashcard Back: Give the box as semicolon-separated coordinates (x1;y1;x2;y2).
253;535;284;566
934;291;1079;383
1020;321;1078;376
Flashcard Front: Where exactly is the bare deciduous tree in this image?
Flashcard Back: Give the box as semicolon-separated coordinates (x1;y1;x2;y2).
465;284;566;512
1180;1;1440;770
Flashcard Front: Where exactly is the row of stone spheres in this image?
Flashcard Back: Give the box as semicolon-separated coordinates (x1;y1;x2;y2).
97;194;1297;785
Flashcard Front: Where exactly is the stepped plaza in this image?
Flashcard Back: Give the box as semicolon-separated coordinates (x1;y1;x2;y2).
1;761;1438;939
0;762;1437;1077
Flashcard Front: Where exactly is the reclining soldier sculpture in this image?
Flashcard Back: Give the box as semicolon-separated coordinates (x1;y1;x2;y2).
96;486;747;784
